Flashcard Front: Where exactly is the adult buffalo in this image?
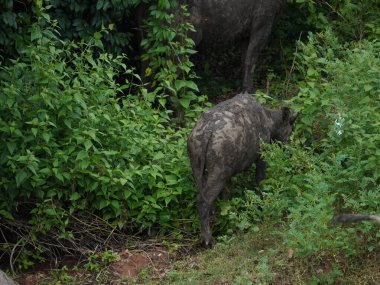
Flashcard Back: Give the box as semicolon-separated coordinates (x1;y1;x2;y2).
185;0;285;92
187;93;299;247
137;0;286;92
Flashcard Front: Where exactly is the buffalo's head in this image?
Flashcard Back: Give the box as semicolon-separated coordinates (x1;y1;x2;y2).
271;107;300;143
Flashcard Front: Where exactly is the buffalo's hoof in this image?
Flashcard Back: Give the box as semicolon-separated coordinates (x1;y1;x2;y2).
201;238;214;248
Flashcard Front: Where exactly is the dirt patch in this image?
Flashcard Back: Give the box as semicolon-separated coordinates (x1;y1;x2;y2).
14;243;184;284
18;272;49;285
111;247;174;279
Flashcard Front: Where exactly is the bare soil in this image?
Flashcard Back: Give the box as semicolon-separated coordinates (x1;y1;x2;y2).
110;247;174;279
16;245;180;285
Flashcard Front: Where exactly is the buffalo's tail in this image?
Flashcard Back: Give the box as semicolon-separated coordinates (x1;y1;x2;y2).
187;131;211;192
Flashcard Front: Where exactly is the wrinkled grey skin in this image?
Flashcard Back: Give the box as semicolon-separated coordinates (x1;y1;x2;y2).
183;0;285;91
187;93;299;247
0;270;17;285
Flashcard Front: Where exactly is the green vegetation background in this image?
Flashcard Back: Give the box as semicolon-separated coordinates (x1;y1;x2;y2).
0;1;379;280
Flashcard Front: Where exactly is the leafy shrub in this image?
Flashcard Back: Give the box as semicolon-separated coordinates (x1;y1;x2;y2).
141;1;201;123
46;0;141;54
288;0;380;41
260;31;380;257
292;31;380;193
216;189;262;236
0;0;203;121
257;0;379;95
0;0;34;59
0;19;200;267
0;0;143;59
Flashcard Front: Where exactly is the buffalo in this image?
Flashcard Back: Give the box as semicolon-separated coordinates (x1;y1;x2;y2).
186;0;285;91
187;93;299;247
138;0;286;92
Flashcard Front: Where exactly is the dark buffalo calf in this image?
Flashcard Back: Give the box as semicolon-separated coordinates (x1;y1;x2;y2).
187;93;299;247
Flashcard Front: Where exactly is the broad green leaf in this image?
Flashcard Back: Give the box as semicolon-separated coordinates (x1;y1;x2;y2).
55;172;64;182
70;192;81;201
175;80;199;92
120;178;128;186
64;119;72;128
84;140;92;151
16;170;28;187
165;174;177;185
124;190;132;199
164;197;172;206
44;208;56;216
99;199;109;210
96;0;104;10
94;39;104;50
6;142;16;154
42;132;51;143
179;98;191;109
111;200;120;212
159;98;166;107
0;210;14;220
31;26;42;41
40;168;50;175
76;150;88;161
364;84;373;92
27;164;37;175
89;182;99;191
220;205;231;216
31;128;38;137
46;190;57;198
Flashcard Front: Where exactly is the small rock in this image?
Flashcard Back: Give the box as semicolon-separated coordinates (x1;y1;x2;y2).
287;248;294;259
0;269;18;285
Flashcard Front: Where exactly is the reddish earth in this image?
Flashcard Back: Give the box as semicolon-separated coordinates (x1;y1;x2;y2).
111;247;173;278
17;246;176;285
18;272;48;285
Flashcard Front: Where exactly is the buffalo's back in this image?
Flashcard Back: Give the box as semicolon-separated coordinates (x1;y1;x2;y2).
190;94;270;174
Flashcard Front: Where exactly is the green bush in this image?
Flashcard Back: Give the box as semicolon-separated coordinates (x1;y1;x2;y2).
0;20;200;267
1;0;379;272
259;31;380;257
0;0;143;59
256;0;379;93
141;1;201;124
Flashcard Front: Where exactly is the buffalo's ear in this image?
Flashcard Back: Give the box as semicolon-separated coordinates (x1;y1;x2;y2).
290;111;300;125
282;107;291;121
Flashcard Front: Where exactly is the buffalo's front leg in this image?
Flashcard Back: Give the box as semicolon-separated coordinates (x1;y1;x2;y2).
197;176;226;248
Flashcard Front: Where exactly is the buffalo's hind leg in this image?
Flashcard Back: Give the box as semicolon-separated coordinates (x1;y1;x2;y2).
255;156;266;205
197;175;226;248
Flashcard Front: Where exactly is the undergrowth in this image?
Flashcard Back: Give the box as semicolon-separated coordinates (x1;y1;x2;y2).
0;9;203;269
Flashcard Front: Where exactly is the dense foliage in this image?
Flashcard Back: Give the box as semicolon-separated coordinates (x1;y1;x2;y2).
0;0;379;280
0;11;201;268
220;33;380;258
0;0;140;57
284;33;380;256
